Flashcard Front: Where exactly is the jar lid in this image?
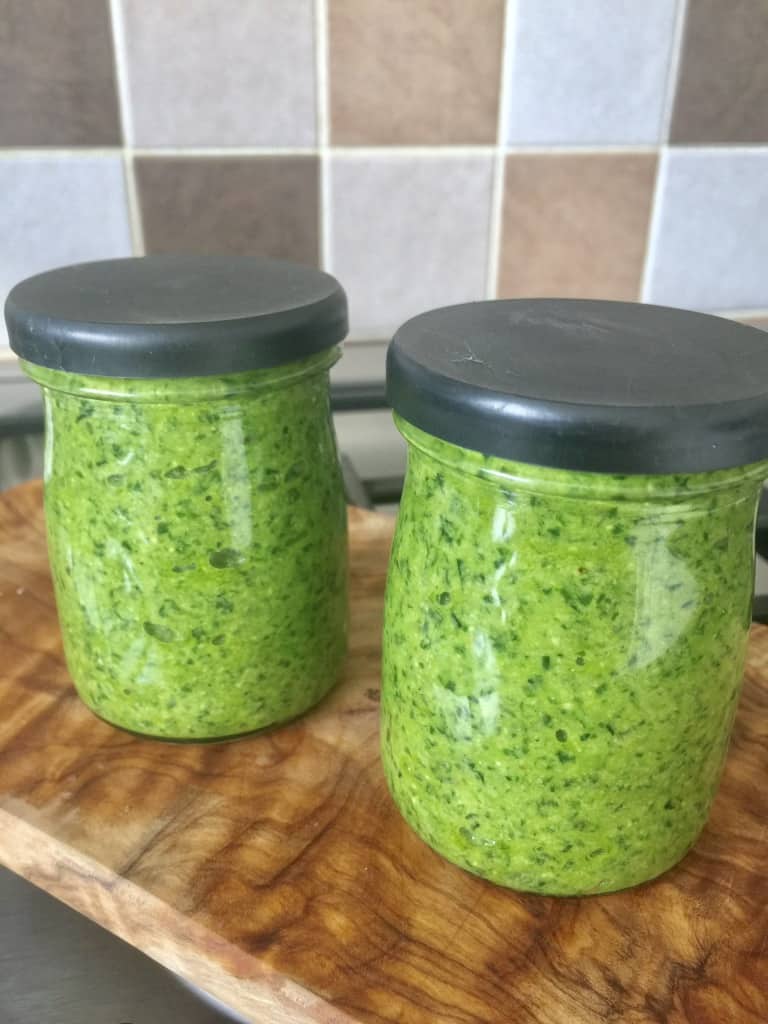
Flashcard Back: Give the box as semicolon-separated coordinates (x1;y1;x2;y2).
387;299;768;474
5;255;348;378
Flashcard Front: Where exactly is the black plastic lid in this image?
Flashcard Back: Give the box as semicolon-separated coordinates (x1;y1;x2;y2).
387;299;768;475
5;255;348;378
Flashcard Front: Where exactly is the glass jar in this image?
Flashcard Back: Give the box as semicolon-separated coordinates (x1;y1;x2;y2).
382;299;768;895
6;255;349;741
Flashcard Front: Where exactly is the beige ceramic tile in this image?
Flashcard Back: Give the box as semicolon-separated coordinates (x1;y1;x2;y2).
0;0;120;145
670;0;768;143
329;0;504;145
330;154;494;338
645;150;768;310
505;0;679;144
0;155;132;348
498;154;658;301
136;157;319;265
122;0;316;146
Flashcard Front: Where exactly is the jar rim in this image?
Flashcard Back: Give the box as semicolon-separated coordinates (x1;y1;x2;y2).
6;255;348;379
396;414;768;504
22;346;340;404
387;298;768;475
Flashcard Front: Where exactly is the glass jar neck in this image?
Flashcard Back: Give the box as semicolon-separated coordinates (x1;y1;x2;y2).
396;414;768;507
22;346;340;404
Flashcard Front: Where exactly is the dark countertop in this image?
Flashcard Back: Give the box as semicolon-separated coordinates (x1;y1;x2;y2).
0;867;241;1024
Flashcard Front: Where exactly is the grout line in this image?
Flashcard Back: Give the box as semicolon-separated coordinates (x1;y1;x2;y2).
131;146;319;158
340;337;390;347
122;153;145;255
659;0;689;144
108;0;144;254
107;0;133;147
639;0;689;302
653;143;768;156
344;334;394;344
2;142;744;161
0;148;124;159
503;144;660;155
315;0;332;271
330;145;497;158
639;147;668;303
715;308;768;320
486;0;517;300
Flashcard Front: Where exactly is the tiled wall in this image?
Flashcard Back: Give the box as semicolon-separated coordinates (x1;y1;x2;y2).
2;0;768;371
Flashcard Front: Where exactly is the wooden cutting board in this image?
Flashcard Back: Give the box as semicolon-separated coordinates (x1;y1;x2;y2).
1;480;766;1024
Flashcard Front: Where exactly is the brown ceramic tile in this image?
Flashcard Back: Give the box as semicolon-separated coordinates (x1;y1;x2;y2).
136;157;319;265
498;154;658;302
329;0;505;145
670;0;768;143
0;0;120;145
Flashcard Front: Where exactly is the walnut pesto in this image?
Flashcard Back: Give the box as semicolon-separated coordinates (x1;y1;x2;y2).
8;256;350;742
383;299;768;895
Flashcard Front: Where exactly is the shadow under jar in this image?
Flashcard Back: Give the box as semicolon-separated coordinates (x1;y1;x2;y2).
5;255;349;741
383;299;768;896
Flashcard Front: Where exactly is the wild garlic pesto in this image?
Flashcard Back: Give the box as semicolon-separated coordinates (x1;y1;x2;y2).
383;421;765;894
9;256;350;742
27;354;347;740
383;298;768;894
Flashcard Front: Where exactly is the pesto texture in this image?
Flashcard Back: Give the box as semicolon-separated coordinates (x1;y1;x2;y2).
26;352;347;740
382;418;765;894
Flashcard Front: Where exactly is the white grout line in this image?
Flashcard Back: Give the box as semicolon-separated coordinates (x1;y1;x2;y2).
131;146;319;158
486;0;517;300
314;0;330;151
107;0;133;146
659;0;689;144
330;145;497;159
3;141;746;162
339;337;390;348
122;153;145;255
315;0;332;272
346;339;397;348
503;144;660;155
108;0;144;255
639;0;689;303
339;342;391;353
715;308;768;321
660;144;768;156
0;149;124;159
133;143;661;157
639;147;668;303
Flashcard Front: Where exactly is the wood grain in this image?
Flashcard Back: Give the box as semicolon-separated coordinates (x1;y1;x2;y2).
1;480;767;1024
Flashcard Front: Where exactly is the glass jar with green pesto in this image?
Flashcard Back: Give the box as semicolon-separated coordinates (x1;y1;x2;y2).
383;299;768;896
6;255;349;741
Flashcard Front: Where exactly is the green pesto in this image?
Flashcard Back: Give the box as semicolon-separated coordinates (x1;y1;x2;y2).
382;417;766;895
25;351;347;741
